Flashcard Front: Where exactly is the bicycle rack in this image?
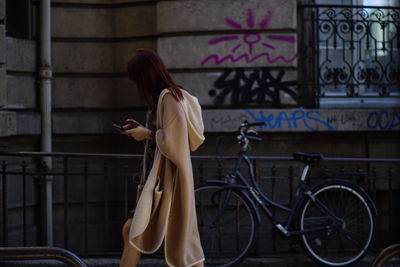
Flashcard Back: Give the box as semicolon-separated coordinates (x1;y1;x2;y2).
0;246;87;267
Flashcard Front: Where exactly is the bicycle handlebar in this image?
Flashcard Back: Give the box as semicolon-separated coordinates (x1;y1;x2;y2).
239;120;265;129
237;120;265;150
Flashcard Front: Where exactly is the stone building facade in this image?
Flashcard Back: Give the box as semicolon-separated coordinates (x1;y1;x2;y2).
0;0;399;158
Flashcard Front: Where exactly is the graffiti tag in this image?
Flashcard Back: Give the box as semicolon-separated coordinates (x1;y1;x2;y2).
367;111;400;130
209;68;298;105
244;109;335;131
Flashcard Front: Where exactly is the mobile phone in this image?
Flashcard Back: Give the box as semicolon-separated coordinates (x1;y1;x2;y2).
112;120;140;131
112;123;124;131
125;119;141;129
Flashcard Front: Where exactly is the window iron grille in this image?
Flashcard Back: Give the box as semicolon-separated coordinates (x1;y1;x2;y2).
299;4;400;108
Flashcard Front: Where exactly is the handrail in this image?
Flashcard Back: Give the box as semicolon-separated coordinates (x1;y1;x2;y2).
0;246;87;266
299;4;400;9
0;151;399;163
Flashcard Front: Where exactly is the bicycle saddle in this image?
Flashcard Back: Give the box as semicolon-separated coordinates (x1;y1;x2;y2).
293;152;324;164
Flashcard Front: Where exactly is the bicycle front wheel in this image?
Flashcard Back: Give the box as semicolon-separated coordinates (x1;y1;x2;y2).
297;179;376;266
195;184;257;267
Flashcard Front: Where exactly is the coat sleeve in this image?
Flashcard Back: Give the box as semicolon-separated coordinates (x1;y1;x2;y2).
155;93;188;167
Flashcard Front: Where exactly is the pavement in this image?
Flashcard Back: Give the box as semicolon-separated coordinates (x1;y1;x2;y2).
0;255;376;267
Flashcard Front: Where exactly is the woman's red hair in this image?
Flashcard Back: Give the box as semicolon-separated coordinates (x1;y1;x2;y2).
127;48;184;112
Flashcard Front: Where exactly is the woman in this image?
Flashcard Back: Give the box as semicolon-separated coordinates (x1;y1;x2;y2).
119;48;205;267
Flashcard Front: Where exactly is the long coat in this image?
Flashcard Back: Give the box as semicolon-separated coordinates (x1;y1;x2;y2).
129;88;205;267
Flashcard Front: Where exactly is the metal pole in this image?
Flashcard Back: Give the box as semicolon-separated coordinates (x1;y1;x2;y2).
39;0;53;246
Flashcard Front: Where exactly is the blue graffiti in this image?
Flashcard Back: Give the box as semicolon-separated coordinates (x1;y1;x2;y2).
244;109;335;131
367;111;400;130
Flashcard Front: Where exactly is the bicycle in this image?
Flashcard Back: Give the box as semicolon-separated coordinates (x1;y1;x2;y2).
372;244;400;267
195;120;378;267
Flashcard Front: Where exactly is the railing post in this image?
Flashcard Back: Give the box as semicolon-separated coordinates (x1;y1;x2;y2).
104;162;109;251
1;160;8;246
83;161;89;254
288;165;294;203
270;164;277;253
388;167;393;235
22;161;27;246
63;156;69;249
199;162;204;184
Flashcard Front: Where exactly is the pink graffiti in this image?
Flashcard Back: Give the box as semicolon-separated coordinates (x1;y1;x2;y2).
200;52;299;65
200;9;298;66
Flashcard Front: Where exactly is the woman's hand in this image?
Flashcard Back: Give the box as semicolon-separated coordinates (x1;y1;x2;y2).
122;119;141;130
123;126;151;141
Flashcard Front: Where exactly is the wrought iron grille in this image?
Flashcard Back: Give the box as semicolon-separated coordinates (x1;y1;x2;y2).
299;4;400;107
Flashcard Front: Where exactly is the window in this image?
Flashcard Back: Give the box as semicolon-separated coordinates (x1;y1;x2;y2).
299;0;400;107
6;0;32;39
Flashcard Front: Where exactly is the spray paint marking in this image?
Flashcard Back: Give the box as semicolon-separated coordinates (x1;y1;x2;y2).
201;9;298;66
244;109;335;131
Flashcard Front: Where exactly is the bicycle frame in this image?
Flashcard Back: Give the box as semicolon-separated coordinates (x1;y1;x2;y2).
207;149;336;237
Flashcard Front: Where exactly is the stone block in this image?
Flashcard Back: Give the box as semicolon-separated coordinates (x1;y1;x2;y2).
158;0;296;33
0;111;17;136
53;41;113;73
51;0;154;3
6;74;36;108
0;25;5;65
158;34;298;69
53;76;143;108
202;108;400;132
114;76;145;107
52;6;113;38
113;4;157;38
15;112;40;135
0;0;4;21
171;70;298;106
114;0;155;3
53;110;147;134
112;39;156;72
13;110;148;135
0;68;5;106
53;40;156;73
53;77;115;108
51;0;111;3
5;37;36;72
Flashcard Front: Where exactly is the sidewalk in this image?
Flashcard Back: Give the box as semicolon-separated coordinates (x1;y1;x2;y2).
0;255;375;267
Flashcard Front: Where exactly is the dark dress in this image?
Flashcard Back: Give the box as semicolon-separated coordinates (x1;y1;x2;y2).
128;110;157;218
141;110;157;180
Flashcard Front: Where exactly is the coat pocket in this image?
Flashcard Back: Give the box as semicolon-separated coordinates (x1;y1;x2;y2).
151;178;163;217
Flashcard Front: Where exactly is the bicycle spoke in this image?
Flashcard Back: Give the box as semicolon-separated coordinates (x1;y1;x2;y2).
299;182;375;266
195;185;256;267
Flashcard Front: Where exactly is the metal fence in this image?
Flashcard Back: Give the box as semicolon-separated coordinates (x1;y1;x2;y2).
0;151;399;257
299;4;400;107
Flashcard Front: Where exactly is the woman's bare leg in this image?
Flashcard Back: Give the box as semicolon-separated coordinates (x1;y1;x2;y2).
120;218;141;267
192;261;204;267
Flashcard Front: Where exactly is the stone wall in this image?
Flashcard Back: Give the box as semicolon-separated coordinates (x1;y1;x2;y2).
0;0;157;152
158;0;298;107
0;0;398;157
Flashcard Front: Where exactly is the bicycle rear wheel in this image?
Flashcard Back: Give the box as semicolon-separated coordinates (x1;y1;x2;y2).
195;185;257;267
297;179;376;266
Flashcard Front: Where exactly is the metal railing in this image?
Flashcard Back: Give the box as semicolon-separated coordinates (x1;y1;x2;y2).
0;151;399;257
0;246;87;266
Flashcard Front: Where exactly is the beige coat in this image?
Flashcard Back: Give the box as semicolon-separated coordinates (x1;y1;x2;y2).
129;88;205;267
